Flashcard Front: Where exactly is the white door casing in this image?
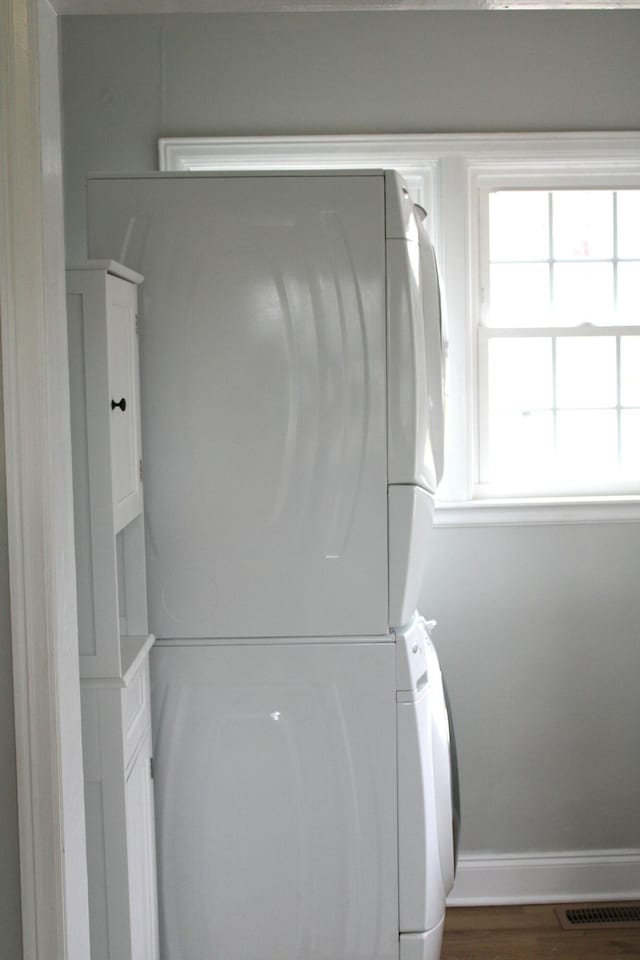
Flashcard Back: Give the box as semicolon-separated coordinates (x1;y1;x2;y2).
0;1;91;958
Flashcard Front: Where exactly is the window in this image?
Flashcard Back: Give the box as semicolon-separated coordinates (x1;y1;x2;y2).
477;187;640;500
160;132;640;523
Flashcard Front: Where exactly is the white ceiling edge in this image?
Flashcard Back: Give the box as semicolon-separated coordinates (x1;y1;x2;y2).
52;0;640;15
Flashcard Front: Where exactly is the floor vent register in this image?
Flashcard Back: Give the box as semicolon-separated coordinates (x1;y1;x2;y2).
555;902;640;930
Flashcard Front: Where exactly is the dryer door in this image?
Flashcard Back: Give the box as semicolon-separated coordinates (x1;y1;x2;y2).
388;485;435;630
416;210;446;489
386;176;445;495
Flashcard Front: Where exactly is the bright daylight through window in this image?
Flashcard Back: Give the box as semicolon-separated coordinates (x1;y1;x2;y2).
477;188;640;499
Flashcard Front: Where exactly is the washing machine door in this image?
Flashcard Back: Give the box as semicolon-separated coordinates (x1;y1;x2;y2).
423;626;459;892
442;676;461;873
396;618;458;936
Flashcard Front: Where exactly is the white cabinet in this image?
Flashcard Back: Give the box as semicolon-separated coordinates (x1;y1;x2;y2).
105;273;143;530
126;728;159;960
67;261;159;960
68;261;147;679
82;659;158;960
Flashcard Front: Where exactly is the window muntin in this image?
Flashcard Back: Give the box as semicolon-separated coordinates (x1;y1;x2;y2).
478;188;640;498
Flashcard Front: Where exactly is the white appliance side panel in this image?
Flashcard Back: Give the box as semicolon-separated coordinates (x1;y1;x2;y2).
386;237;439;494
399;923;445;960
397;620;454;935
423;632;456;898
388;485;435;630
385;171;420;242
416;218;446;488
397;690;446;935
88;175;388;638
150;641;399;960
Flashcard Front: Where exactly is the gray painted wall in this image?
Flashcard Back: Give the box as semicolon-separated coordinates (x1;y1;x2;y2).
423;522;640;853
0;341;22;957
61;11;640;857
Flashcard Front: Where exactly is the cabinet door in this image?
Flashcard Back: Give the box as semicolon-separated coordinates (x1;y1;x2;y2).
125;730;159;960
107;275;142;531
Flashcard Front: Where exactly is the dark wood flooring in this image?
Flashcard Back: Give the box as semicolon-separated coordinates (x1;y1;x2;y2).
441;903;640;959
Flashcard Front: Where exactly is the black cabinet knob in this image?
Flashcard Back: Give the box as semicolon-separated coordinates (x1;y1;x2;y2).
111;398;127;412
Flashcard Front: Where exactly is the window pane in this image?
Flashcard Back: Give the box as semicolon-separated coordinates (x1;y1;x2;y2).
489;263;550;327
617;263;640;325
481;181;640;496
617;190;640;259
621;335;640;406
555;336;617;409
556;410;618;478
553;262;614;325
552;190;613;260
488;337;553;411
621;410;640;475
489;191;549;262
488;411;554;482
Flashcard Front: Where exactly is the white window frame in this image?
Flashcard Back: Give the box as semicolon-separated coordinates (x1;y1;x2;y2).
159;133;640;526
473;168;640;503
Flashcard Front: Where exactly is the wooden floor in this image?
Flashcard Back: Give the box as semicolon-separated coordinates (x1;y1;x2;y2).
441;904;640;959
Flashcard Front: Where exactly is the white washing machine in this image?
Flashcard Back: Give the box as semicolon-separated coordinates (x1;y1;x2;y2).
396;615;459;960
151;615;458;960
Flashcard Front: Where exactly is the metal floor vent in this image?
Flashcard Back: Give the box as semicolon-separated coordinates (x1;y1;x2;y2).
556;902;640;930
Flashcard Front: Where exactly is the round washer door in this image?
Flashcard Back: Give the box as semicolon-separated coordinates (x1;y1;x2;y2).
397;617;458;933
397;687;449;934
423;633;458;895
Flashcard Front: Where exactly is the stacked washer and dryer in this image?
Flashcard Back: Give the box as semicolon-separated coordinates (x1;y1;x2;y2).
87;169;460;960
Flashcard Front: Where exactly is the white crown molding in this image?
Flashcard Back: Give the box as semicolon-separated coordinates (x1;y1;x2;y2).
52;0;640;15
450;849;640;905
158;131;640;173
159;132;447;171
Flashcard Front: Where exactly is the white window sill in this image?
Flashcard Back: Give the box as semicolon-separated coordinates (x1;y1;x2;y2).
433;496;640;527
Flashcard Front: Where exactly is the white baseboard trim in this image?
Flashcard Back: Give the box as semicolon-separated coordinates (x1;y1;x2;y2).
448;849;640;906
